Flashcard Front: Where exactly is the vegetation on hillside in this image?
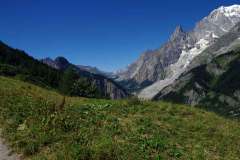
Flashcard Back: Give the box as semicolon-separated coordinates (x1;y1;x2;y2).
158;50;240;118
0;42;104;99
0;42;61;88
0;76;239;160
60;67;100;98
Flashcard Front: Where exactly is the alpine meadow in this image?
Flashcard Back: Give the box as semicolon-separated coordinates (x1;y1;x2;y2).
0;1;240;160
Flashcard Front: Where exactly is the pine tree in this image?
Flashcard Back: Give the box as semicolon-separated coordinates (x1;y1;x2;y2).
71;78;101;98
60;66;78;95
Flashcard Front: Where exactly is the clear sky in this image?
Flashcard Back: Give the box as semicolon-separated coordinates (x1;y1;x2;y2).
0;0;239;71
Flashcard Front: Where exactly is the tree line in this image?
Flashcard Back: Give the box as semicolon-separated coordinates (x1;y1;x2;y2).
0;42;102;98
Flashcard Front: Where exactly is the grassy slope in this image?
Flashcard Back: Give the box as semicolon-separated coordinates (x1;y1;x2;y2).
0;76;240;160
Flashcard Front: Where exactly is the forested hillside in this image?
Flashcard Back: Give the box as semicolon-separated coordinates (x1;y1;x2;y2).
0;41;128;99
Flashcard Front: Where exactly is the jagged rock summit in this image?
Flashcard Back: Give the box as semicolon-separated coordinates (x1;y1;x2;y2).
170;25;186;41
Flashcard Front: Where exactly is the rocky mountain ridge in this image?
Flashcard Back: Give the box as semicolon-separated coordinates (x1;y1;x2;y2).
116;4;240;100
42;57;115;78
154;32;240;117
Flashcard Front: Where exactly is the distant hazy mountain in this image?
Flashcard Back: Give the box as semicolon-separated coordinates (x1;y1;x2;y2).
77;65;104;74
77;65;118;79
116;5;240;100
42;57;115;78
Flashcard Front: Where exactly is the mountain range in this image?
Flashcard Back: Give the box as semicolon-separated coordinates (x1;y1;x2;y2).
1;4;240;117
39;4;240;117
2;3;240;160
114;5;240;105
155;22;240;117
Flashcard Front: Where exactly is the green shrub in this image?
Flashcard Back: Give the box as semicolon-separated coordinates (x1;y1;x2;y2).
71;78;101;98
126;96;142;106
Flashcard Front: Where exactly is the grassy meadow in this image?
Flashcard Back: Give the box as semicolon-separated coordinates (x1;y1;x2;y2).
0;76;240;160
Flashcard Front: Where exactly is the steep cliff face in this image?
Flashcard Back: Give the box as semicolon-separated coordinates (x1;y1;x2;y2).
98;78;128;99
117;26;194;91
117;5;240;99
42;57;129;100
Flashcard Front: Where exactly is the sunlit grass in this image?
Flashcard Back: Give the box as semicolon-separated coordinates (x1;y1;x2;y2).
0;76;239;160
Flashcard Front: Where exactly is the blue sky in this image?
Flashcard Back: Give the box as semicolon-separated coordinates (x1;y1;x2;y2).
0;0;239;71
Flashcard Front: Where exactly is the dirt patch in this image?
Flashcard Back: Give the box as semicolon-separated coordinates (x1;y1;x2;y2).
0;136;20;160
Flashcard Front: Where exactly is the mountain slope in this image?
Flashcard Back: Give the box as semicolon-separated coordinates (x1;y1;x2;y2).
0;41;62;88
117;5;240;96
0;41;128;99
139;21;240;100
0;76;240;159
41;57;129;99
153;21;240;117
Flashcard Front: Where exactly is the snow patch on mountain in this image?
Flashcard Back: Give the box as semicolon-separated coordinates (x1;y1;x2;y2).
217;5;240;18
172;39;209;70
220;27;228;32
212;33;219;38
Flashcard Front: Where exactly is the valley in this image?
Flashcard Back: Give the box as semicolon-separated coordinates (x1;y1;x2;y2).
0;3;240;160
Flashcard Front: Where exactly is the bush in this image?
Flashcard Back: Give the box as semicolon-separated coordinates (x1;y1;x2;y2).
126;96;142;106
60;67;79;95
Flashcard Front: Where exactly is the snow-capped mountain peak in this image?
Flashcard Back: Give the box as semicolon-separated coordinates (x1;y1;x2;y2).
117;4;240;99
216;4;240;18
